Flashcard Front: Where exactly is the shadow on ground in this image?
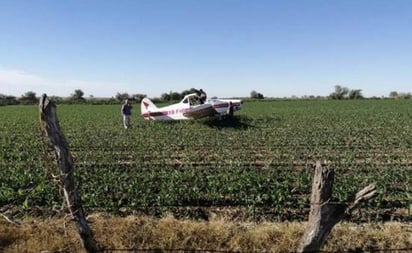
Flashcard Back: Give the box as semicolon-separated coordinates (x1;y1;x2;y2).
202;116;252;129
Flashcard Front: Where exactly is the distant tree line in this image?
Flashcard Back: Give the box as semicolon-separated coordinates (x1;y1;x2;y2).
328;85;364;100
250;90;264;99
1;86;411;106
328;85;412;100
388;91;412;99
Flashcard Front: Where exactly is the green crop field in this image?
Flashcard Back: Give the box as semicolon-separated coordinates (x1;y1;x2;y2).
1;99;411;222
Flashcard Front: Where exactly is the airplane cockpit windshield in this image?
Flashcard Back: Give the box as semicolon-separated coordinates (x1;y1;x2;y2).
189;95;200;105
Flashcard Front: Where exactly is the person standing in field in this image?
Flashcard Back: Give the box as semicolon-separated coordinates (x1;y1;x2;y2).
199;88;207;104
121;99;132;129
226;101;234;118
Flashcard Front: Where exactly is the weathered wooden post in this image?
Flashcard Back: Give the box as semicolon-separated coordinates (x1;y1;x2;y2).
39;94;99;253
298;161;377;253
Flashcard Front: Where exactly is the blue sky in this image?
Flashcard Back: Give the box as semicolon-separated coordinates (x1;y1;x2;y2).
0;0;411;98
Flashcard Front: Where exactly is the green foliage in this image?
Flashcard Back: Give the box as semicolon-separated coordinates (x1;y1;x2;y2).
19;91;38;104
0;94;18;106
348;89;363;99
71;89;85;100
115;92;130;101
1;100;411;221
169;91;182;101
250;90;264;99
330;86;364;100
330;85;349;99
389;91;411;99
131;93;146;102
160;89;199;102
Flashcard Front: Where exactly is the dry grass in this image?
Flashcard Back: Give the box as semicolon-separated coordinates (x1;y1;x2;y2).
1;213;411;253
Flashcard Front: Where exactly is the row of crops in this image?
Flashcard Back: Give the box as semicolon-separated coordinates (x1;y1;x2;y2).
0;99;411;222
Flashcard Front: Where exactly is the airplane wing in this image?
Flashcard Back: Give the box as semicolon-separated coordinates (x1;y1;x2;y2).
183;104;217;119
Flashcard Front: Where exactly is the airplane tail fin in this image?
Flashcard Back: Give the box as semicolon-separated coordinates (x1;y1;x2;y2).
141;97;158;116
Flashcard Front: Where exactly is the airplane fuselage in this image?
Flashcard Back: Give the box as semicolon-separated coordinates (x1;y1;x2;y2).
141;93;242;121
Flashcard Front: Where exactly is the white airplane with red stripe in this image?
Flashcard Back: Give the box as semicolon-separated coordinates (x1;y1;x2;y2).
141;93;242;120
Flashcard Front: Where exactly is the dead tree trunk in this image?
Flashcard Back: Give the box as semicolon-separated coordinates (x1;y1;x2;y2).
39;94;99;253
298;161;377;253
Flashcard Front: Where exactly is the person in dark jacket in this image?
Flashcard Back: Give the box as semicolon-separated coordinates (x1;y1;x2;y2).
199;89;207;104
121;99;132;129
226;101;234;118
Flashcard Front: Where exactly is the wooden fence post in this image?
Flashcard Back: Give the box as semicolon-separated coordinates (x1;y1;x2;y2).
39;94;99;253
298;161;377;253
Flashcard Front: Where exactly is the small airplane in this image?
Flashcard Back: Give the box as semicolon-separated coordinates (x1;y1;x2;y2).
141;93;242;120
